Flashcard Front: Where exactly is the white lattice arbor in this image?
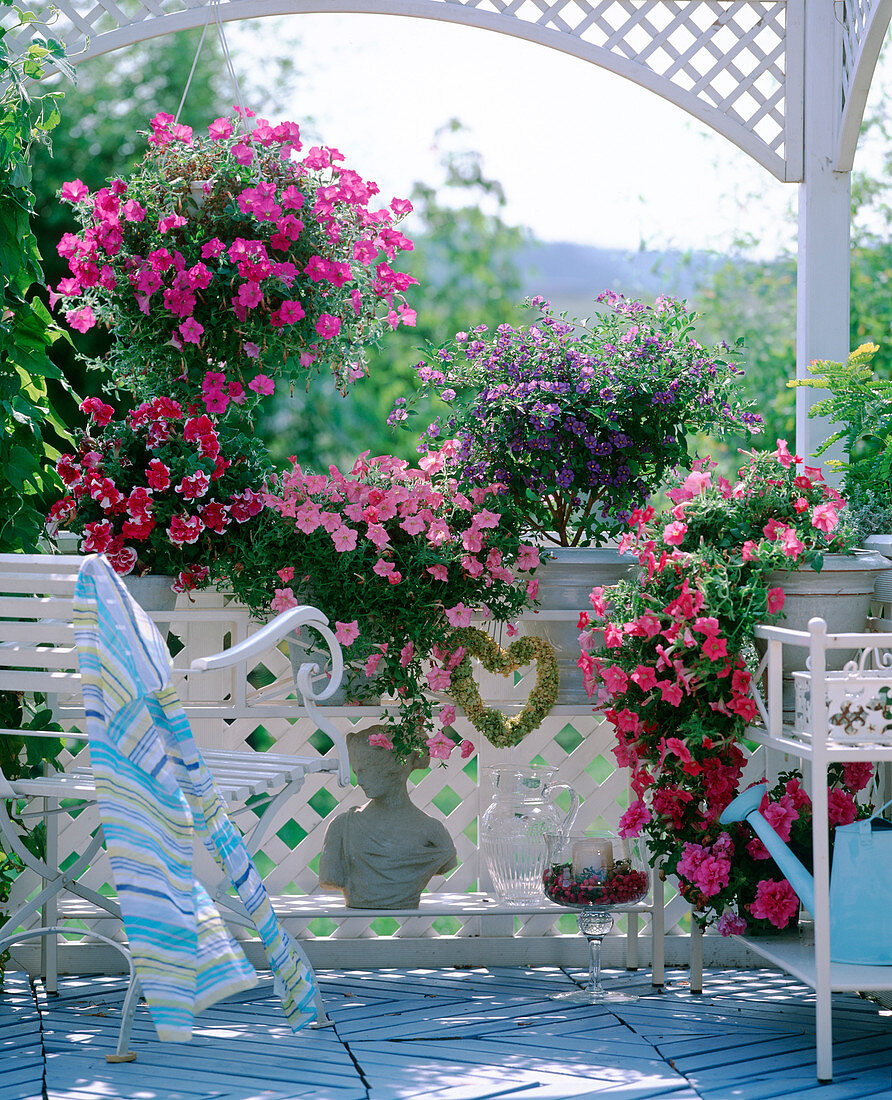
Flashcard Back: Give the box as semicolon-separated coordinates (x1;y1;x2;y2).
2;0;891;455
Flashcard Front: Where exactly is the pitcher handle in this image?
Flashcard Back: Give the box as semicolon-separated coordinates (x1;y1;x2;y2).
547;783;580;836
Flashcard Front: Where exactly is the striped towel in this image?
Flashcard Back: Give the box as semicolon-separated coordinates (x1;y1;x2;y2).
73;554;317;1041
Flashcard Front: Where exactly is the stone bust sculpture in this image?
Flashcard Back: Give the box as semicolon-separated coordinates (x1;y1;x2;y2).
318;727;458;909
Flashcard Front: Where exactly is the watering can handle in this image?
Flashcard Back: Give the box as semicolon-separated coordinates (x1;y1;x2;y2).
548;783;581;834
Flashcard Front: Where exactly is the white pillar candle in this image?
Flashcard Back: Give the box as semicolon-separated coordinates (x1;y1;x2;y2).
571;839;614;879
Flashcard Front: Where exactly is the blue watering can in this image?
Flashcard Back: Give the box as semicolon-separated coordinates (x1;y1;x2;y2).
720;782;892;964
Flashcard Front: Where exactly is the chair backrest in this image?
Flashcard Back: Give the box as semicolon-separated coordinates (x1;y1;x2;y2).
0;553;83;703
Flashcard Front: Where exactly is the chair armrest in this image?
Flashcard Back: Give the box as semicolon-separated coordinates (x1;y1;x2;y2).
187;604;351;787
188;604;343;697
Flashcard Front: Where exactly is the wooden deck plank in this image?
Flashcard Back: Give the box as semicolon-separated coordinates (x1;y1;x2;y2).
4;966;892;1099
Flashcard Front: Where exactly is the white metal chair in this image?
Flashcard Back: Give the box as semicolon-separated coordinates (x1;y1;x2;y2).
0;553;351;1059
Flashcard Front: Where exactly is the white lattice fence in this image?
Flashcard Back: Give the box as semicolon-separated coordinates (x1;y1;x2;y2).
13;591;796;970
1;0;805;179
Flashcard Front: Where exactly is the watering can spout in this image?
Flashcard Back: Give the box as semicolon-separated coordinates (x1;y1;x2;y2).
720;782;815;916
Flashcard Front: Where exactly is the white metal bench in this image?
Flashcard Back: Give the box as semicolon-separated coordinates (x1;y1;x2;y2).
0;553;354;1054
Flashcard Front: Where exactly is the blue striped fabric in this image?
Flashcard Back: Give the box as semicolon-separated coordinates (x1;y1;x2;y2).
73;554;317;1041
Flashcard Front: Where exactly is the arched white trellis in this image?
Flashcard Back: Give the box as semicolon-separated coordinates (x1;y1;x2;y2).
3;0;891;457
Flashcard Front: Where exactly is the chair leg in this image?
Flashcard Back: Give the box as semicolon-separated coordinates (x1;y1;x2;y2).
107;974;141;1063
0;926;139;1059
651;868;665;988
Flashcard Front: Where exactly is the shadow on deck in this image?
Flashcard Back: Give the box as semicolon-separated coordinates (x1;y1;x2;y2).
3;966;892;1100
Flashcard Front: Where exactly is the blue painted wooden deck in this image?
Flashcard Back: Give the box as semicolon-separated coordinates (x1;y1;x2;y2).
3;966;892;1100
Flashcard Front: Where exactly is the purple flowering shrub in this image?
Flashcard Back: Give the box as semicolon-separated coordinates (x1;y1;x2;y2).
397;292;760;546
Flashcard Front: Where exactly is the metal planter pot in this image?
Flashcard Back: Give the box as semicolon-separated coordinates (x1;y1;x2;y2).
519;547;635;707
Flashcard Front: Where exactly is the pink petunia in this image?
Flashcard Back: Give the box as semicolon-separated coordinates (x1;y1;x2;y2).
663;520;688;546
766;587;785;613
179;317;204;345
827;788;857;826
331;526;358;552
748;878;800;928
60;179;89;203
315;313;342;340
439;705;457;728
248;374;275;396
427;564;448;581
516;545;541;571
701;634;728;661
65;306;96;333
842;761;875;793
208;116;234;141
460;739;475;759
618;801;651;838
426;667;452;692
717;911;747;937
368;732;394;751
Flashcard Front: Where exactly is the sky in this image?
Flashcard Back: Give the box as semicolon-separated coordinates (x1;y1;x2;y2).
227;12;811;258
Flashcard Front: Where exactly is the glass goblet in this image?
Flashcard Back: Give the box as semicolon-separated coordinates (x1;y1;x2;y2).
542;831;649;1003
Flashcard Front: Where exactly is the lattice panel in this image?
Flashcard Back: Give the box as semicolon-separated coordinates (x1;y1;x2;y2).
0;0;799;179
840;0;872;109
32;595;785;953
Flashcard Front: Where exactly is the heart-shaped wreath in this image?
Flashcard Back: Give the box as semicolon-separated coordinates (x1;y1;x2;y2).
446;627;559;748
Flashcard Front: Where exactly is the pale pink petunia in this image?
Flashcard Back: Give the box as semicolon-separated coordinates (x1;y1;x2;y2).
335;620;360;645
427;667;452;691
427;564;448;581
426;730;454;760
368;732;394;751
271;587;299;612
663;520;688;546
811;503;839;534
399;641;415;667
439;705;457;728
445;603;473;628
331;526;358;552
516;545;541;571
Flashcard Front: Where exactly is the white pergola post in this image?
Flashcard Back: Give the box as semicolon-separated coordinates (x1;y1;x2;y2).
796;1;852;466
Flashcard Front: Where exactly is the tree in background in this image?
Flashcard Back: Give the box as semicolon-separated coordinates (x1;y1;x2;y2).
258;120;532;468
689;96;892;461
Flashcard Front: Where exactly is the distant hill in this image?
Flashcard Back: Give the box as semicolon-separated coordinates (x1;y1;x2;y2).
518;241;723;318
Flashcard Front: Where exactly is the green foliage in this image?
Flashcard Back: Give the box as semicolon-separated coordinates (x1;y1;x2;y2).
790;342;892;530
0;18;72;965
257;121;530;468
0;21;74;555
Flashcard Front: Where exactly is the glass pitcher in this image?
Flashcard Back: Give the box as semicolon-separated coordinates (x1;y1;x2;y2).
480;764;580;905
